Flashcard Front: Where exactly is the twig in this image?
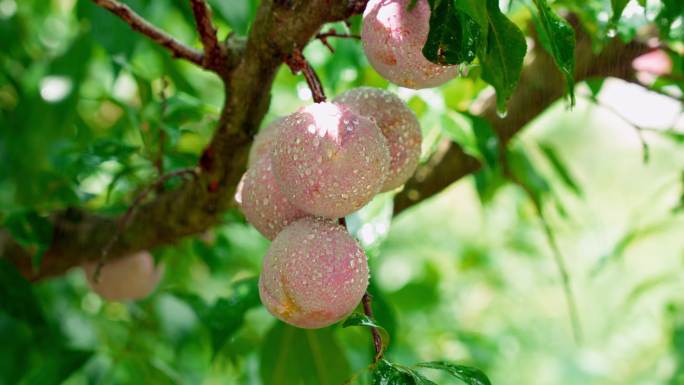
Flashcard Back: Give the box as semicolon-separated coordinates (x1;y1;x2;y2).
315;28;360;53
91;0;204;66
284;48;327;103
511;176;583;344
188;0;225;71
537;208;583;344
94;167;198;281
362;292;384;363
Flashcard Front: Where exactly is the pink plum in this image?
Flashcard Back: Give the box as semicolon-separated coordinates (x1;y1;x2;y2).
248;117;285;167
334;87;421;191
271;102;390;218
259;217;369;328
240;155;309;240
362;0;457;88
83;251;163;301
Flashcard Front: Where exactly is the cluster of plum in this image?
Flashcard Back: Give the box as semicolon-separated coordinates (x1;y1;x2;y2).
240;88;422;328
241;0;458;329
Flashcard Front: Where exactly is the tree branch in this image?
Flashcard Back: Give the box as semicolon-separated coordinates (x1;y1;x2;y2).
91;0;204;67
188;0;226;73
316;28;360;53
393;28;650;215
1;0;367;281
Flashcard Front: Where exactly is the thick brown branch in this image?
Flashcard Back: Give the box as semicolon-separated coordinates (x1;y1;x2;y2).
188;0;226;73
91;0;204;66
393;30;650;215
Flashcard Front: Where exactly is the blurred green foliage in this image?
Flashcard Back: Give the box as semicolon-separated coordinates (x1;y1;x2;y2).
1;0;683;384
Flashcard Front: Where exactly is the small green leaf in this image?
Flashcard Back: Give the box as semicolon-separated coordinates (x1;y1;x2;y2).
531;0;577;105
175;277;260;355
423;0;481;65
3;211;53;270
441;112;498;169
343;313;382;329
207;0;258;35
507;147;549;206
20;348;92;385
260;322;351;385
478;0;527;114
343;313;391;352
656;0;684;38
0;260;46;327
416;361;491;385
538;144;582;196
585;78;605;101
610;0;630;24
372;359;437;385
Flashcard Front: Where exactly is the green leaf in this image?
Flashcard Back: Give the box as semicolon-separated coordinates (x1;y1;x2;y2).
260;322;352;385
585;77;605;101
3;211;53;270
656;0;684;38
454;0;489;35
531;0;576;105
372;360;437;385
342;312;382;330
507;147;550;206
342;312;392;350
478;0;528;114
441;112;498;169
416;361;491;385
0;260;46;327
538;144;582;196
19;348;92;385
208;0;258;35
77;0;141;59
423;0;481;65
610;0;630;24
175;277;260;355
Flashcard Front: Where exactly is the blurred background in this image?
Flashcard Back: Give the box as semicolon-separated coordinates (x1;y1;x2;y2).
1;0;683;384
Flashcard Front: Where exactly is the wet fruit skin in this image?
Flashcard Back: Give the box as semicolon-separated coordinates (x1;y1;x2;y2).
240;154;309;240
271;102;390;218
83;251;163;301
334;87;421;191
362;0;457;89
248;117;284;167
259;217;369;329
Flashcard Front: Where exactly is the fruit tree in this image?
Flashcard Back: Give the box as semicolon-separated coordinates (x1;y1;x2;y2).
1;0;683;384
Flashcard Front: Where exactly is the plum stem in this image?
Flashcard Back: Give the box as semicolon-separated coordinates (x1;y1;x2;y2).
362;292;384;363
339;217;384;363
284;48;327;103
